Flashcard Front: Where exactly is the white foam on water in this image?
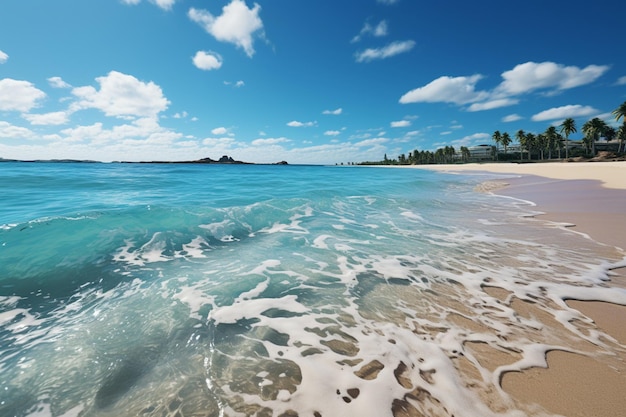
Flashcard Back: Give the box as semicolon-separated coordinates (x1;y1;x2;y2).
3;179;626;417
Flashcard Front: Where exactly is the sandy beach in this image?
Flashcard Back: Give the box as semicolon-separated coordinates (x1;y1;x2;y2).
417;161;626;417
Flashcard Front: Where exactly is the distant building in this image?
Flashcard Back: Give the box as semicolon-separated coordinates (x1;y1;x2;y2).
467;145;493;160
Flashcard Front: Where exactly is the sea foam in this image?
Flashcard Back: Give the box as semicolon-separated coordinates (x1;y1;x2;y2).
0;163;625;417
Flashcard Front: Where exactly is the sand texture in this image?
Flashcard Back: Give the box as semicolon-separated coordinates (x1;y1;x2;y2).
416;161;626;416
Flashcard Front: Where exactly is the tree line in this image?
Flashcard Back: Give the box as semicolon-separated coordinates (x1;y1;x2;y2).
361;100;626;165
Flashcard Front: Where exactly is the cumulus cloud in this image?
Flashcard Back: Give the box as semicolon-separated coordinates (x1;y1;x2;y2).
287;120;316;127
450;133;490;147
202;137;238;147
355;40;415;63
189;1;264;58
0;121;35;139
531;104;599;122
323;108;342;115
48;76;71;88
617;76;626;85
23;111;70;126
192;51;223;71
466;98;519;112
352;20;388;43
324;130;341;136
0;79;46;112
59;118;182;147
401;61;609;112
502;114;523;123
71;71;170;118
0;50;8;64
497;61;609;95
400;75;488;105
391;120;411;128
211;126;228;135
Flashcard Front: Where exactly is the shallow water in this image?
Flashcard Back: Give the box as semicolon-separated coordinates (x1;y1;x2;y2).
1;162;625;417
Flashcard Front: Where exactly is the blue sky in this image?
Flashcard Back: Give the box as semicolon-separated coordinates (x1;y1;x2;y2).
1;0;625;164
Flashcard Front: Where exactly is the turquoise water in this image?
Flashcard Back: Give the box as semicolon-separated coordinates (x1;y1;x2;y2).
1;162;625;417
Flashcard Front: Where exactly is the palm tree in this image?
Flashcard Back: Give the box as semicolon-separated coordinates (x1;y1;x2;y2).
545;126;559;159
515;129;525;161
582;117;607;155
536;133;547;160
492;130;502;160
460;146;471;162
559;118;576;159
501;132;512;155
522;133;535;160
604;126;616;144
617;123;626;153
612;101;626;123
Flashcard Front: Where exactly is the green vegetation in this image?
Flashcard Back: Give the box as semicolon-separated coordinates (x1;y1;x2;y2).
361;101;626;166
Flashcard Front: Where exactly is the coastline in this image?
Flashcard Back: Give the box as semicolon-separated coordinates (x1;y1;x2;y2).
415;161;626;417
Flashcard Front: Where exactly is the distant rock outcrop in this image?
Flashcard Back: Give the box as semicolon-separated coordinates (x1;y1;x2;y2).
173;155;249;164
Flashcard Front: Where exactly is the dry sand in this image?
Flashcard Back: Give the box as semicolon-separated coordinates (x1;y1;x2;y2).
417;160;626;190
416;161;626;417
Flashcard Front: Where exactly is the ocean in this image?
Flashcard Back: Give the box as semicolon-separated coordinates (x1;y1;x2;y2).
1;162;625;417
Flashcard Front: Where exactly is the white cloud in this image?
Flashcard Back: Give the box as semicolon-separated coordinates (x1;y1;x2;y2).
287;120;316;127
59;118;182;147
189;1;264;58
323;108;342;115
502;114;523;123
352;20;388;43
71;71;170;119
400;74;488;105
450;132;490;147
466;98;519;112
391;120;411;128
23;111;70;126
531;104;599;122
224;80;245;87
47;76;71;88
617;76;626;85
211;126;228;135
0;78;46;112
121;0;176;11
173;111;188;119
355;138;389;147
497;61;609;95
152;0;176;10
192;51;223;71
202;137;238;147
252;137;290;146
324;130;341;136
0;50;8;64
0;121;35;139
355;40;415;63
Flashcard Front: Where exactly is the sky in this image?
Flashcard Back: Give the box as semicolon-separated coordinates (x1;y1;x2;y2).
1;0;626;164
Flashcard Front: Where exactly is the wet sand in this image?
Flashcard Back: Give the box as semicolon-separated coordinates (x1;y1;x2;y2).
417;161;626;417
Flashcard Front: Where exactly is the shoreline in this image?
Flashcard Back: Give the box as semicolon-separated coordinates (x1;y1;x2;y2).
415;161;626;416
